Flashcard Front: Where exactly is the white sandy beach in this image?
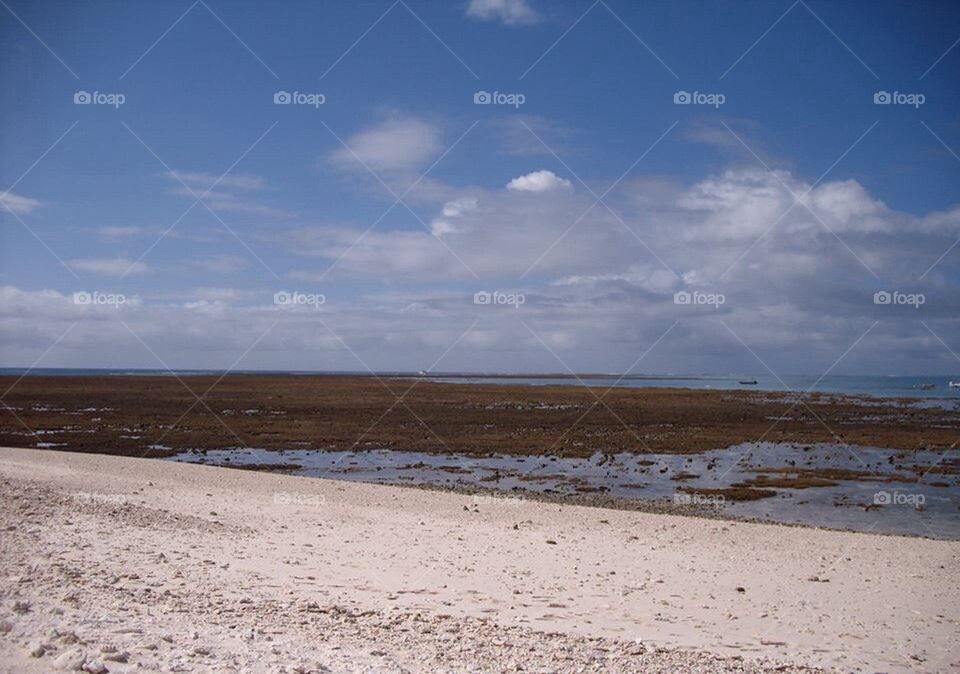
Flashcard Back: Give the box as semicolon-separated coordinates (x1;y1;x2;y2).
0;446;957;673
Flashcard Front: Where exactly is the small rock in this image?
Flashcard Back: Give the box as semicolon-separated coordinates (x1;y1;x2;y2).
59;631;80;644
53;648;86;671
28;641;51;657
102;651;129;663
82;659;109;674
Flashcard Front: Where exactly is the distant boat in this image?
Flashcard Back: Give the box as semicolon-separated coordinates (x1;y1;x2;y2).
949;381;960;388
418;370;428;377
914;383;936;390
739;380;758;385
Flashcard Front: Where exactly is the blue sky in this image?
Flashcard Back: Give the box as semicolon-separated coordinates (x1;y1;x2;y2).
2;0;959;375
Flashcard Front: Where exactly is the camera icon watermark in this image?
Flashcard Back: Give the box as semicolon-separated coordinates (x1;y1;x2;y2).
873;290;924;308
473;90;525;108
673;492;725;508
273;91;325;108
74;91;126;108
873;91;925;108
73;290;126;308
274;290;325;309
474;290;525;308
673;290;725;308
471;493;523;508
873;490;925;507
673;90;725;108
75;491;128;506
273;491;325;507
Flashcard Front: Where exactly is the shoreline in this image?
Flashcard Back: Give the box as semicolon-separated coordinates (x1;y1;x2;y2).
165;452;952;540
1;446;957;673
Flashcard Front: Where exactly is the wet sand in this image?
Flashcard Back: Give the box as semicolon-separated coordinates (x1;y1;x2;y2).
1;375;956;457
0;447;957;673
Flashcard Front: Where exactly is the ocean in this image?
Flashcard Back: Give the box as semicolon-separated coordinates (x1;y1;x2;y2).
2;369;959;400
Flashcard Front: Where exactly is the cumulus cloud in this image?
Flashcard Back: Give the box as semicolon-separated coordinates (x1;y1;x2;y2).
0;191;42;214
328;117;443;174
507;170;572;192
275;165;960;332
68;257;149;276
4;165;959;374
466;0;540;25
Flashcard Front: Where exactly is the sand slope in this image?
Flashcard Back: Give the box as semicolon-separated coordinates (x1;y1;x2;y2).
0;447;956;673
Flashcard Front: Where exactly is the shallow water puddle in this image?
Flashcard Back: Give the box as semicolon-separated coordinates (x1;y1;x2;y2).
167;442;959;539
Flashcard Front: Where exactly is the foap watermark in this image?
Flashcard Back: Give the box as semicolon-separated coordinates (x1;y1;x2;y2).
874;490;925;507
73;291;127;308
474;90;525;108
274;290;326;309
474;290;525;308
873;90;925;108
273;491;326;507
74;491;128;506
471;493;523;508
873;290;924;308
674;90;725;108
274;90;325;108
74;90;125;108
674;290;725;308
673;492;726;508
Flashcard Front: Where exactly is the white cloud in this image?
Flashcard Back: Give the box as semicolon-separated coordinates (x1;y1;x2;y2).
431;197;478;236
0;191;42;214
186;255;250;274
466;0;540;25
329;117;443;173
4;165;959;375
165;171;265;192
164;170;290;217
69;257;149;276
98;226;148;239
507;170;572;193
169;186;292;217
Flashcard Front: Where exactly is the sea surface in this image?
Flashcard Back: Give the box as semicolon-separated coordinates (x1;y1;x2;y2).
3;369;960;400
